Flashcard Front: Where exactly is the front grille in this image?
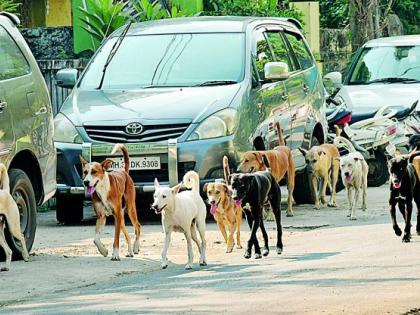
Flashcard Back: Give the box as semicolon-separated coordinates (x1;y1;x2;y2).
84;123;190;143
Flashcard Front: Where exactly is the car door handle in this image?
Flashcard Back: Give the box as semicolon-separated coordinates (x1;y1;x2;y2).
35;106;47;116
0;101;7;112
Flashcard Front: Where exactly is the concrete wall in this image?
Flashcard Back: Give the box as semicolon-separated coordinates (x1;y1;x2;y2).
46;0;72;27
291;1;320;55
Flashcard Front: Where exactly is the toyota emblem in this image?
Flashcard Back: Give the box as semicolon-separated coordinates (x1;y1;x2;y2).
125;122;143;135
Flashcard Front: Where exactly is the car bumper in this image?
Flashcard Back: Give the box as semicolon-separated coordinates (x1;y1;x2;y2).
55;136;236;197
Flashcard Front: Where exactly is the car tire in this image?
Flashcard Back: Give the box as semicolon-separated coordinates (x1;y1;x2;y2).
56;195;84;224
5;169;37;260
367;151;388;187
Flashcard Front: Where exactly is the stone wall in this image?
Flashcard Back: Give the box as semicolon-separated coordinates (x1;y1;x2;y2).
21;26;76;60
320;28;353;75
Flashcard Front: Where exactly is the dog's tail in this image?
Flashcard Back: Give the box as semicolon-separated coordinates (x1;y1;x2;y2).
111;143;130;173
409;150;420;163
334;125;342;137
183;171;200;193
333;136;356;153
223;156;231;184
0;163;9;192
275;121;285;146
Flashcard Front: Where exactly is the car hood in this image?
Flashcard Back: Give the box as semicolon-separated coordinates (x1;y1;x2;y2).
61;85;241;126
337;83;420;113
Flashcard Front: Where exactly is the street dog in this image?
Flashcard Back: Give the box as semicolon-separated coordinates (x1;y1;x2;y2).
298;143;340;209
0;164;29;271
152;171;207;270
80;144;141;260
237;122;295;216
412;151;420;179
228;156;283;259
203;156;242;253
387;151;420;242
334;136;368;220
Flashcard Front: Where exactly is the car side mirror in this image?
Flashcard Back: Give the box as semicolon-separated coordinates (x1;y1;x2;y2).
263;62;290;81
323;72;342;90
56;68;78;89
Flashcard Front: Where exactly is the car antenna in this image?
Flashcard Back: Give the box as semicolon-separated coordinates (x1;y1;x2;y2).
97;22;132;90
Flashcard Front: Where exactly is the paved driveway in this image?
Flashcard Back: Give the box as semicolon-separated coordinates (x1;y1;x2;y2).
1;186;419;314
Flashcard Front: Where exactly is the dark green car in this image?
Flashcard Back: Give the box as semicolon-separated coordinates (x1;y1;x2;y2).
0;12;56;256
54;17;327;223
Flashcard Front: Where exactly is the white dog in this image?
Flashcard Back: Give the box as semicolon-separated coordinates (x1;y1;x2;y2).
334;136;368;220
152;171;207;270
0;164;29;271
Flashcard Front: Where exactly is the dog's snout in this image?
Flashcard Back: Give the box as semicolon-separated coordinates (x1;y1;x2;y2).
344;172;350;176
83;180;90;187
210;200;216;205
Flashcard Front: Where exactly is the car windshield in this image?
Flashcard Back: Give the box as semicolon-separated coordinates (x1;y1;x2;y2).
349;45;420;85
80;33;245;89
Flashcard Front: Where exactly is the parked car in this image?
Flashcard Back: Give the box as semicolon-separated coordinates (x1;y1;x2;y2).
0;12;56;256
324;35;420;185
54;17;328;223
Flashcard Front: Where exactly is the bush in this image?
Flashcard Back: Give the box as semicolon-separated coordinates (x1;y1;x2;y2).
204;0;303;23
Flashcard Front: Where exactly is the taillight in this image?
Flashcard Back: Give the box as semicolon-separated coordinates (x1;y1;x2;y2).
336;114;352;125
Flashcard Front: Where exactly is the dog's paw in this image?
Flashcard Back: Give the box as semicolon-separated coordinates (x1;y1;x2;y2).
23;254;29;262
327;202;337;208
254;253;262;259
402;234;411;243
244;251;251;259
347;213;351;217
126;252;134;258
199;261;207;267
236;244;243;249
262;248;269;256
393;226;403;236
133;240;140;254
1;267;9;272
111;256;120;261
314;204;321;210
185;264;193;270
277;247;283;255
226;247;233;253
362;206;367;212
286;211;294;217
350;216;357;221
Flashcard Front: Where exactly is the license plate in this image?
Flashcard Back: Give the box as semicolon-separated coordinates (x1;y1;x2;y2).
109;156;161;170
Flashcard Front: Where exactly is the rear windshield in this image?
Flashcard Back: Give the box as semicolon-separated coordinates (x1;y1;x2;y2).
81;32;245;89
349;45;420;84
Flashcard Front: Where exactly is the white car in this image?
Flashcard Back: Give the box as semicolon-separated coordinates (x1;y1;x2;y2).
325;35;420;115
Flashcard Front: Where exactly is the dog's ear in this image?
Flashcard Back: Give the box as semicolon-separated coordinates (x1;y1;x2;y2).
318;150;327;156
203;183;208;193
79;155;88;167
172;183;181;194
154;178;160;189
298;147;307;156
223;184;232;196
101;159;113;170
253;152;264;166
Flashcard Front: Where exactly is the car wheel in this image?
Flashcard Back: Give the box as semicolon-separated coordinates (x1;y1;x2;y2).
6;169;37;259
56;195;84;224
367;151;388;187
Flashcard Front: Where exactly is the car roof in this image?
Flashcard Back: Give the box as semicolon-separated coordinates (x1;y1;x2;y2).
113;16;301;36
364;35;420;47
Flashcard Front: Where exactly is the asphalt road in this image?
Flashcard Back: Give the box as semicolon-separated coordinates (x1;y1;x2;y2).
1;186;420;315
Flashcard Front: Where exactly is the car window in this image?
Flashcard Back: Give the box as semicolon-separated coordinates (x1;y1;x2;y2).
284;32;314;70
255;31;274;79
265;31;295;72
0;26;30;81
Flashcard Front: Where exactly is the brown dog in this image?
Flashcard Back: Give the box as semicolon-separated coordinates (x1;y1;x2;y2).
80;144;141;260
298;144;340;209
203;156;242;252
237;122;295;216
410;151;420;179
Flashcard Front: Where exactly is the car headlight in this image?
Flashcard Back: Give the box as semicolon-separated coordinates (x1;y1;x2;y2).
187;108;237;141
53;113;82;144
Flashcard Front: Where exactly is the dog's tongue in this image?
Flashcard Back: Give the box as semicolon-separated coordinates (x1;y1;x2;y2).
345;174;352;182
210;204;218;215
393;182;401;189
235;200;242;207
87;186;95;195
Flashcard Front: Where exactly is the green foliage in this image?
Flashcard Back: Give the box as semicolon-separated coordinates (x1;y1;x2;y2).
171;0;203;15
204;0;303;23
79;0;131;46
131;0;168;21
392;0;420;35
319;0;348;28
0;0;21;15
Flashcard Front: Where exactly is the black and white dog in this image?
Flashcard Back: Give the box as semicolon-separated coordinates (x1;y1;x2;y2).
228;156;283;259
388;154;420;242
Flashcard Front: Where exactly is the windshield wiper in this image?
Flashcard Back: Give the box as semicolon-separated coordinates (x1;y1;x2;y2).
195;80;238;87
97;22;132;89
367;77;420;84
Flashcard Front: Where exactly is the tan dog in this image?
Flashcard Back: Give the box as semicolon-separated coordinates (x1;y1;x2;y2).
203;156;242;252
410;151;420;179
298;144;340;209
237;122;295;216
80;144;141;261
0;164;29;271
